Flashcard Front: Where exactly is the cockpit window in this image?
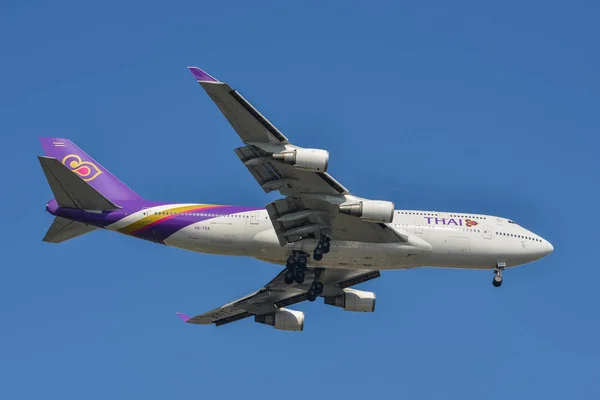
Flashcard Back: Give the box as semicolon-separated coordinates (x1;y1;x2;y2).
508;220;515;224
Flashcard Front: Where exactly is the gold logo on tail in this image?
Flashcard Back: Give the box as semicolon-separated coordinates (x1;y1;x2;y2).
62;154;103;181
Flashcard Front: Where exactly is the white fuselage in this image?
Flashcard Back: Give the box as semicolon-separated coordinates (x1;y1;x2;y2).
113;208;552;271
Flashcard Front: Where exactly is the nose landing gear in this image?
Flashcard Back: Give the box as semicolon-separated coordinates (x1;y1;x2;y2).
493;273;503;287
493;262;506;287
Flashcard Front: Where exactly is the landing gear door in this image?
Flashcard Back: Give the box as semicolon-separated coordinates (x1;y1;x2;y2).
483;226;491;239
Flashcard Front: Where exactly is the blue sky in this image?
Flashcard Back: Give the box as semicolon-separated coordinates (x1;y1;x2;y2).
1;0;598;398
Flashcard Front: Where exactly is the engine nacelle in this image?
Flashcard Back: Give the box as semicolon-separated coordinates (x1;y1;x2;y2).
272;148;329;172
339;200;395;223
254;308;305;331
324;289;376;312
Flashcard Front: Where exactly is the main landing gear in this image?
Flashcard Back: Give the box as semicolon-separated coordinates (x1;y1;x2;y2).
307;237;329;300
493;262;506;287
307;268;324;302
283;254;325;302
284;251;309;285
312;237;331;261
284;239;330;299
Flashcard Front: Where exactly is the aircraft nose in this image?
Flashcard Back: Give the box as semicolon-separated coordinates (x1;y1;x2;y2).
545;241;554;256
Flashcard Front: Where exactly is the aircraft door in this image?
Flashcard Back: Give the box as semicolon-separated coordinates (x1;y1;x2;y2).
483;226;491;239
250;212;259;225
415;221;423;234
448;237;471;253
137;208;155;236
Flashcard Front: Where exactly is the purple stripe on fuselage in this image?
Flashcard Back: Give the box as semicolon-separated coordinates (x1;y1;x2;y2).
45;199;262;244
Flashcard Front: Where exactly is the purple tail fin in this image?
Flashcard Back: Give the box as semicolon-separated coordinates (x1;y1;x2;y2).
39;137;143;202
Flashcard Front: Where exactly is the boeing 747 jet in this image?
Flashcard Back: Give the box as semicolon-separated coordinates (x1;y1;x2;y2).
38;67;553;331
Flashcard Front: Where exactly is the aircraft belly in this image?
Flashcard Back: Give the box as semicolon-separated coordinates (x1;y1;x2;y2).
161;219;502;271
248;237;426;270
301;240;431;270
154;220;502;271
162;219;451;271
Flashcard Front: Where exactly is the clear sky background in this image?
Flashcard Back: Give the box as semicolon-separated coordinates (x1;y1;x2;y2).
1;1;598;398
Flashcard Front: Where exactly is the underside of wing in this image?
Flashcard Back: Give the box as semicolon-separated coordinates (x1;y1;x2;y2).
177;268;380;331
234;145;348;196
189;66;288;145
188;66;407;246
266;197;407;246
188;67;347;196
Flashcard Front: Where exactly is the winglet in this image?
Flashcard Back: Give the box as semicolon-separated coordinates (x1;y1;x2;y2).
176;312;192;322
187;66;219;83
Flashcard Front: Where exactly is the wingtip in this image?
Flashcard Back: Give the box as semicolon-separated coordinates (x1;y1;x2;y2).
176;312;192;322
187;66;219;83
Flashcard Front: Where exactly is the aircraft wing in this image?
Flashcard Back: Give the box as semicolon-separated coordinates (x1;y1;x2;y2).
189;66;406;244
177;267;380;327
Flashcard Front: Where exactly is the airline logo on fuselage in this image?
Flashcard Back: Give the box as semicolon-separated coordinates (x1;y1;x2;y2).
424;217;478;227
62;154;103;182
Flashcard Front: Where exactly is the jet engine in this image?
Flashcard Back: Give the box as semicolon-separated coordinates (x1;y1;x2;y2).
255;308;305;331
272;148;329;172
324;288;376;312
339;200;395;223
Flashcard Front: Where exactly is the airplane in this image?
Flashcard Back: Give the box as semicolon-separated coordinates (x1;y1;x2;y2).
37;66;554;332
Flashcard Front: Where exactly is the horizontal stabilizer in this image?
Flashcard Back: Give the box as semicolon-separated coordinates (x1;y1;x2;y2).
38;156;119;210
43;216;97;243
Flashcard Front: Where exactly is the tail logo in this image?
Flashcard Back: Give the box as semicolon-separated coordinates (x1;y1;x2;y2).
62;154;103;181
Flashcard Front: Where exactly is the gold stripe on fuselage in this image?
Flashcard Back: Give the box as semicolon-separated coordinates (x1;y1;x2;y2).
117;204;220;235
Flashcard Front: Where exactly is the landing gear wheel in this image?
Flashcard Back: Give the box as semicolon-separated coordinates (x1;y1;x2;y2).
321;240;330;254
294;269;305;284
493;262;505;288
307;289;318;302
314;281;324;294
286;256;297;269
313;248;323;261
284;271;294;285
492;274;503;287
297;256;308;269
